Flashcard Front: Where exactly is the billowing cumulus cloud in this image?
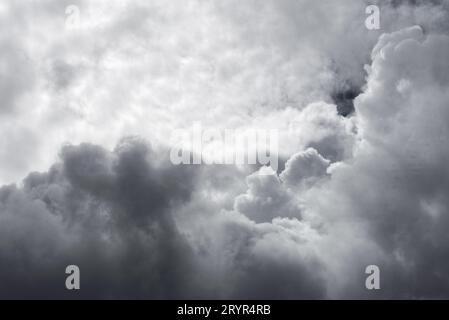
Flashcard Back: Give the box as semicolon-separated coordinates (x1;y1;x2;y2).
1;0;449;299
2;0;446;184
280;148;330;188
0;139;200;298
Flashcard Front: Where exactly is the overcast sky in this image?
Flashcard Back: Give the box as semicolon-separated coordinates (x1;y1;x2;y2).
1;0;449;299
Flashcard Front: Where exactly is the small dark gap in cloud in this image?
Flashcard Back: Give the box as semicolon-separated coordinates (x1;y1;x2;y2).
331;87;361;117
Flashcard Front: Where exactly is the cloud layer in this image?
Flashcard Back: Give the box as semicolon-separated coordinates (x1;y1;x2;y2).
1;0;449;299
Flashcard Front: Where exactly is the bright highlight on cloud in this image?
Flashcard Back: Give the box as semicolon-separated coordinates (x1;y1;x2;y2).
1;0;449;299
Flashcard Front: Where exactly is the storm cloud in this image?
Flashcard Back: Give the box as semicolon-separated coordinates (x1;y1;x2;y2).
1;0;449;299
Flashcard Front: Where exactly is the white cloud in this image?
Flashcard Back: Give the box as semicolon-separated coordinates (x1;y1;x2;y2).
1;0;433;184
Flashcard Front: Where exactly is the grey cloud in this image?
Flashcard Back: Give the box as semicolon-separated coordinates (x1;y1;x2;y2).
234;172;300;223
2;0;447;184
280;148;330;188
2;0;449;300
0;139;329;299
304;26;449;298
0;138;199;299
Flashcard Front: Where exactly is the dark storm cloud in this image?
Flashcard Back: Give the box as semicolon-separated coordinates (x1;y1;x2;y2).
0;138;328;299
0;138;200;299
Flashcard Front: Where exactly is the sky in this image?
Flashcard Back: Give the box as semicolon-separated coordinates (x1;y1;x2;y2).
1;0;449;299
